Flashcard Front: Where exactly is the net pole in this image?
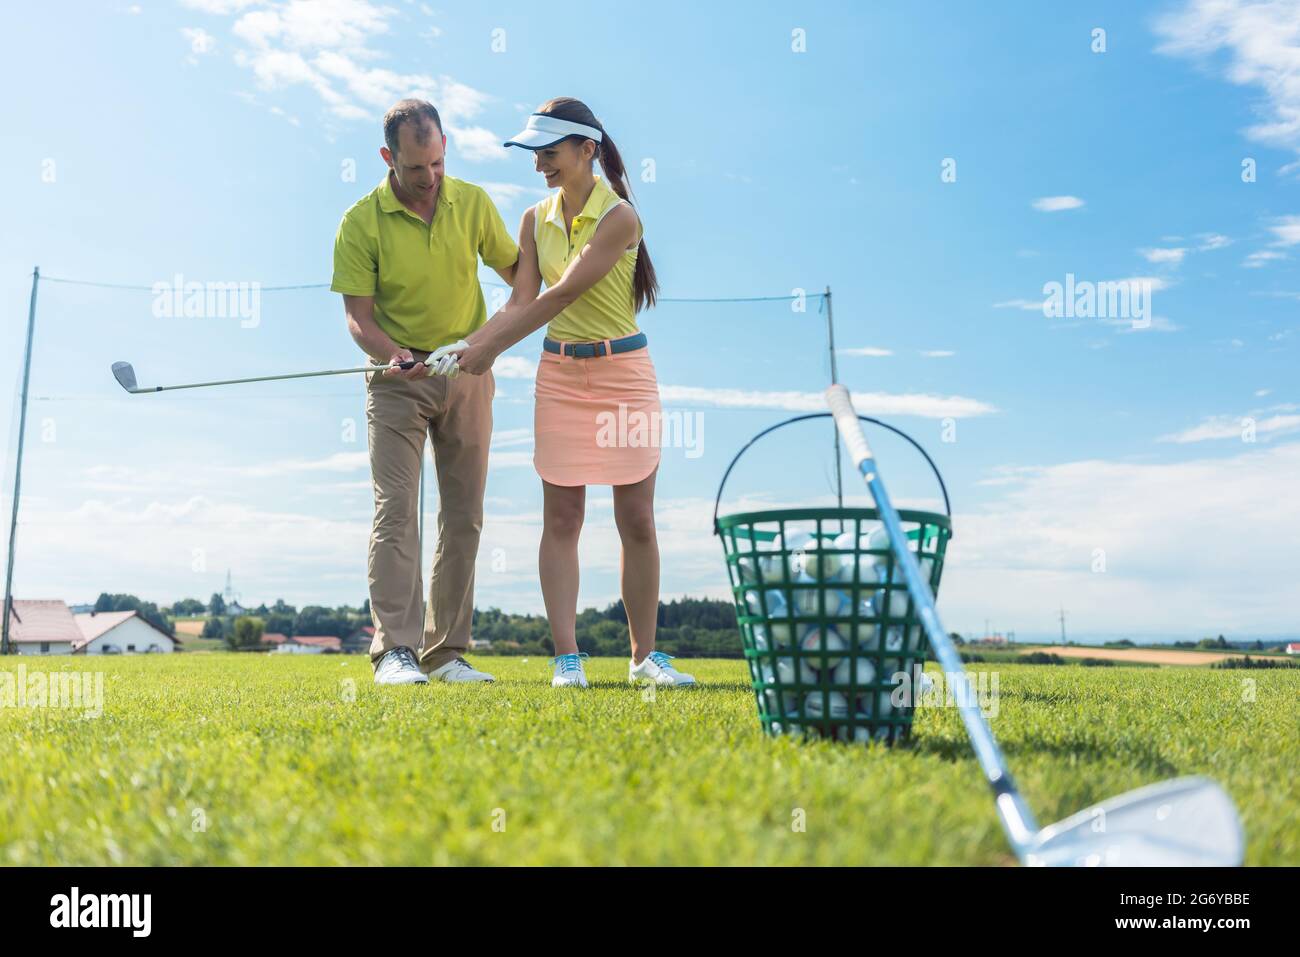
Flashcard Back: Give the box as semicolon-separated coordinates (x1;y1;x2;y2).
3;266;40;655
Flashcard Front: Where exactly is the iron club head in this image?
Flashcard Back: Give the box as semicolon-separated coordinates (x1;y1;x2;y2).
111;361;140;393
1024;776;1244;867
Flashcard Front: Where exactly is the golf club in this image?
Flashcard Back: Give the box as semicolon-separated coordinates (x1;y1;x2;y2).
824;383;1245;866
111;353;461;394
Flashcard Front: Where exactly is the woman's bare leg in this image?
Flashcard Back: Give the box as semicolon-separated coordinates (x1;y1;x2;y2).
540;480;586;655
613;467;659;664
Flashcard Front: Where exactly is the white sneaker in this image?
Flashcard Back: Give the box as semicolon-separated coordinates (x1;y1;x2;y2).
551;652;589;688
373;647;429;685
629;651;697;687
428;657;495;683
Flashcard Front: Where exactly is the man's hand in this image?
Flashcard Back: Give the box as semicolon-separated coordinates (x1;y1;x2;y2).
382;348;428;380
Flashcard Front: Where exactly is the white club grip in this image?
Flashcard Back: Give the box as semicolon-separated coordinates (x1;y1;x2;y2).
824;384;873;467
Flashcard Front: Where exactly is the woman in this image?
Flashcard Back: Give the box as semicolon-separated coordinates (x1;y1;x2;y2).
439;98;695;690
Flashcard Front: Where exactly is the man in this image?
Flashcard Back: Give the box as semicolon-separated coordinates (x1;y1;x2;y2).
331;99;519;685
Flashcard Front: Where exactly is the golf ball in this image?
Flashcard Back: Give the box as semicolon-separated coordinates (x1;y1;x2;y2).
791;583;855;618
744;588;789;618
799;625;847;670
882;625;921;654
784;531;841;581
776;654;817;687
804;690;850;720
872;564;912;620
830;655;877;688
751;622;795;650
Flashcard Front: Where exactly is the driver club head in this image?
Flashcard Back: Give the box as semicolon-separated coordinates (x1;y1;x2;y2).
1024;776;1244;867
111;361;139;393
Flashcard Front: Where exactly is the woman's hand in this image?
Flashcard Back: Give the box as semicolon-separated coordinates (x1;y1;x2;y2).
448;338;499;376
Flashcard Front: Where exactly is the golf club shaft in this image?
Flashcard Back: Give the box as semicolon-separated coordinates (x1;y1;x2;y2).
824;384;1041;855
134;361;427;393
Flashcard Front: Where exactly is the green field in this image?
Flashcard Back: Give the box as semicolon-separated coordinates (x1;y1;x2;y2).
1;655;1295;865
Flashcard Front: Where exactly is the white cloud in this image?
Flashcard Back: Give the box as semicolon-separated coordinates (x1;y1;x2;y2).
450;126;508;162
993;298;1047;311
920;350;956;358
1157;404;1300;442
657;385;995;419
198;0;500;138
494;356;538;379
1032;196;1084;212
181;0;260;12
1244;249;1287;267
1256;388;1272;397
838;346;893;357
182;26;218;56
1156;0;1300;154
1198;232;1232;250
1267;214;1300;245
479;182;539;206
942;441;1300;634
1140;247;1187;265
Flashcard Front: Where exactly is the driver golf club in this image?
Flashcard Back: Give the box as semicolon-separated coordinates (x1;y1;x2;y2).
824;383;1244;867
111;351;462;394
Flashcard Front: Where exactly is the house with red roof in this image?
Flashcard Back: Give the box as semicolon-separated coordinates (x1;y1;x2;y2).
74;610;178;654
6;600;84;655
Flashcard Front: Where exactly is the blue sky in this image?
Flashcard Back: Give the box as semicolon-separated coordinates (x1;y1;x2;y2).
2;0;1298;643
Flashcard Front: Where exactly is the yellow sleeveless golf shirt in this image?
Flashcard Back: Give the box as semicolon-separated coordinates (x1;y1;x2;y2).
534;176;643;342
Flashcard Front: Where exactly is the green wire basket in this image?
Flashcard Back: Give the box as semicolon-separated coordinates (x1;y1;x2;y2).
713;413;953;746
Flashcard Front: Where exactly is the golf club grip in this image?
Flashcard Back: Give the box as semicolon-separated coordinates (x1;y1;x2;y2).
824;384;872;467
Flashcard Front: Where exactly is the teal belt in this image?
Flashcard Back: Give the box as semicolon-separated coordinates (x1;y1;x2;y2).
543;332;647;358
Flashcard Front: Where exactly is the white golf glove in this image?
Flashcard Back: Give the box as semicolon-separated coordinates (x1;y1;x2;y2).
426;339;467;379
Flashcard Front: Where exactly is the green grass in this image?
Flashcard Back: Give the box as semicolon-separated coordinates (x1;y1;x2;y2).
1;655;1295;865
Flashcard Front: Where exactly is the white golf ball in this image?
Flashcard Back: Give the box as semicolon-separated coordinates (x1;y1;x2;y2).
751;622;795;650
875;689;896;718
785;531;841;582
837;724;891;743
830;655;877;688
882;625;921;654
804;690;850;720
775;654;817;687
791;583;855;618
799;625;847;670
872;564;912;620
744;588;789;618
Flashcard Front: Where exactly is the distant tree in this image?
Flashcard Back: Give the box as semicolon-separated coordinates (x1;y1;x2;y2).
1252;640;1264;651
92;593;174;637
169;598;206;616
228;616;264;651
208;592;226;616
264;613;295;637
252;603;270;617
293;605;350;638
361;598;371;618
950;632;965;646
271;598;296;616
201;616;226;639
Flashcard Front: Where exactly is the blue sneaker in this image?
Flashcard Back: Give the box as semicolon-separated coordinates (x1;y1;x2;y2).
629;651;697;687
551;652;589;688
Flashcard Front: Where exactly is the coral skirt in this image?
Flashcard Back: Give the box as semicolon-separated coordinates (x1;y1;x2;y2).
533;345;662;486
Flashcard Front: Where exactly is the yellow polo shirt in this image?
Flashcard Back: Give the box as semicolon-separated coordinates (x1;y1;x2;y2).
331;174;519;351
534;176;643;343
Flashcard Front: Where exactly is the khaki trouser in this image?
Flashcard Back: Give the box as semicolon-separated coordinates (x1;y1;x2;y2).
365;351;494;673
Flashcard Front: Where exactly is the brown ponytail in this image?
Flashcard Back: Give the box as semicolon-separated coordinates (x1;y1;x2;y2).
537;97;659;312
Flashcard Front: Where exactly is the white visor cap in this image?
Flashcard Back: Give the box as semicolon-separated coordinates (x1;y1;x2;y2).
503;113;603;150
